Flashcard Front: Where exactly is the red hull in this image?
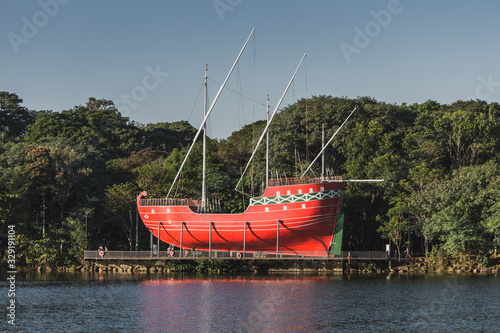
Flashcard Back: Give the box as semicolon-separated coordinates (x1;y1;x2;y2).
137;177;342;255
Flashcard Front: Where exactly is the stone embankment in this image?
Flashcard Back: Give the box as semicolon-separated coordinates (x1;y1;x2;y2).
13;256;500;275
83;257;500;275
389;256;500;275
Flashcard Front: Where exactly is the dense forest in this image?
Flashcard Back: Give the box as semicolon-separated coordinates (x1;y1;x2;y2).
1;91;499;268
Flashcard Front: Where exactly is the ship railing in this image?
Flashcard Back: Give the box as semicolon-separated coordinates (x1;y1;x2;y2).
84;250;388;261
267;175;342;187
139;198;202;207
138;176;343;206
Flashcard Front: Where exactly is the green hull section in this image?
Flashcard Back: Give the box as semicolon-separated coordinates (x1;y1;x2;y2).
330;213;344;256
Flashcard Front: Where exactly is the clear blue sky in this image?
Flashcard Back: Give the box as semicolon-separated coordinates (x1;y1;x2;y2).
2;0;500;138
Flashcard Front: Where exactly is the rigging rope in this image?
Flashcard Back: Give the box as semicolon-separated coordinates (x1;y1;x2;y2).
206;78;270;108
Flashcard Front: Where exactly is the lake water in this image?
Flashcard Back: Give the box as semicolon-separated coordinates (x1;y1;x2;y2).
3;272;499;332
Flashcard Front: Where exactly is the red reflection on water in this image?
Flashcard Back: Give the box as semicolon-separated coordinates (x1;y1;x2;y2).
141;274;330;284
138;275;335;332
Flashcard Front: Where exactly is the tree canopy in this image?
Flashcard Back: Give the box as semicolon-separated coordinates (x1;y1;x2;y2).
1;92;499;267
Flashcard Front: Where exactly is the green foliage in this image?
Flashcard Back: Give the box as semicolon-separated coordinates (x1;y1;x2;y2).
363;262;378;272
163;261;195;271
0;91;37;141
62;216;87;263
2;92;499;268
427;247;451;271
194;259;234;273
436;109;498;168
409;162;500;257
16;234;66;268
143;121;196;151
377;199;409;260
102;182;138;250
25;98;142;158
483;184;500;249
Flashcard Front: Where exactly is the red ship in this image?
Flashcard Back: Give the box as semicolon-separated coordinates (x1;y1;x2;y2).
137;176;343;255
136;29;379;256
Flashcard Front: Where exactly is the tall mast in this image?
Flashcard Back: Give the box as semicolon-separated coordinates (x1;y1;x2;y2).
201;64;208;212
235;53;307;191
321;123;325;181
166;28;255;198
266;94;270;186
301;107;357;178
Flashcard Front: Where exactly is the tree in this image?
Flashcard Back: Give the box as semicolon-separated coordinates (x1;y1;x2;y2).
411;162;500;260
403;100;447;169
340;120;400;250
377;200;409;261
25;97;142;158
62;216;87;263
48;142;93;226
0;141;35;235
482;185;500;251
436;109;498;168
143;121;196;151
0;91;36;141
102;182;138;250
401;164;443;255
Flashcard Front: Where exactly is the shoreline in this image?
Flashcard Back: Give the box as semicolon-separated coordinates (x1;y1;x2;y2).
2;268;499;282
5;256;499;276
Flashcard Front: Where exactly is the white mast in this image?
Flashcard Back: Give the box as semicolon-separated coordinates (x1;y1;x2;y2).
321;123;325;181
201;64;208;212
301;107;357;178
166;28;255;199
266;94;270;187
235;53;307;191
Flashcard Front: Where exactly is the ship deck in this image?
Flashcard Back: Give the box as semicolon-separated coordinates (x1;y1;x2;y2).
139;175;342;207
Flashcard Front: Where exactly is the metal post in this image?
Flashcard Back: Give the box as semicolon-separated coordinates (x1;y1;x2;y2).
388;233;392;269
179;222;184;258
150;228;153;258
135;208;139;252
407;208;411;255
157;221;161;258
243;222;248;259
276;220;280;258
85;211;88;245
209;222;213;258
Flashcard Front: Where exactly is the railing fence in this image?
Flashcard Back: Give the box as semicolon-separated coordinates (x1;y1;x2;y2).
84;250;388;261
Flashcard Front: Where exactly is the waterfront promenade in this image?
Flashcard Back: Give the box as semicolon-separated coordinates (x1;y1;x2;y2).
84;250;388;261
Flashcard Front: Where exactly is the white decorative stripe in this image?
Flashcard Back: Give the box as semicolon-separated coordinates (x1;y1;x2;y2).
250;189;340;206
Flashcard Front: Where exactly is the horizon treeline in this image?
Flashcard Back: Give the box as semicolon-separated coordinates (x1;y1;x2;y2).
1;91;499;267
